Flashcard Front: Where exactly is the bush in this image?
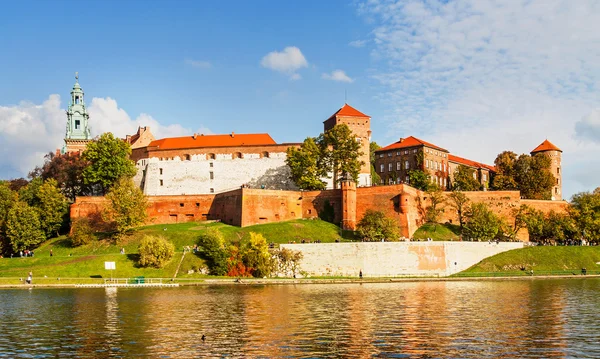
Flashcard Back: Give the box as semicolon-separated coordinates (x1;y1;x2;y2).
138;235;175;268
197;228;229;275
241;232;275;278
356;209;400;241
69;218;95;246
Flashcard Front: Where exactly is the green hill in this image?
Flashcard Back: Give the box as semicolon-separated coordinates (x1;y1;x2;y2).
0;219;346;284
456;245;600;276
412;223;461;241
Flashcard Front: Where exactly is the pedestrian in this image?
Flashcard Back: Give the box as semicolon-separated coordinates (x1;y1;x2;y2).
359;269;363;279
120;247;125;255
50;249;53;257
26;271;32;285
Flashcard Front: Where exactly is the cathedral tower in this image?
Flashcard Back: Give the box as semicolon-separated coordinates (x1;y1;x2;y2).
531;139;562;200
62;72;92;154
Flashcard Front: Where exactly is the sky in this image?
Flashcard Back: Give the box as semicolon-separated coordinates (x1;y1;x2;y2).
1;0;599;200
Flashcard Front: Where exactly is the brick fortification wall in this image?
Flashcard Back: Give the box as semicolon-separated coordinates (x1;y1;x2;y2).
71;185;569;241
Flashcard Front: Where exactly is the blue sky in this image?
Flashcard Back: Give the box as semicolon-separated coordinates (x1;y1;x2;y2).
1;0;600;200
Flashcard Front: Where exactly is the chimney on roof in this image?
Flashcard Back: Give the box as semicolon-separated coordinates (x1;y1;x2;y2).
231;131;235;138
399;138;404;142
193;133;197;140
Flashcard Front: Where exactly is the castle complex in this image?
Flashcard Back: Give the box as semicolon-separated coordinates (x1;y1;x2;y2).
66;75;566;238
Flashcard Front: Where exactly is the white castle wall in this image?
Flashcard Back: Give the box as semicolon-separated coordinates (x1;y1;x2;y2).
134;152;298;195
281;241;524;277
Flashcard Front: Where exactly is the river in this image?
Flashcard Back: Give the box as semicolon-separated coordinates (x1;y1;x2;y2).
1;279;599;358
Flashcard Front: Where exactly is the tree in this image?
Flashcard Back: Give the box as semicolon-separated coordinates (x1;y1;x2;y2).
197;228;229;275
569;190;600;244
514;153;555;200
18;177;43;208
8;178;29;192
138;235;175;268
5;201;46;252
241;232;275;278
448;191;469;229
0;183;17;254
274;247;304;277
356;209;400;241
407;169;431;191
463;203;501;241
70;218;95;246
32;151;91;201
424;187;446;226
36;179;69;237
452;165;481;191
286;137;327;190
370;142;381;185
82;132;137;194
102;177;148;238
491;151;518;190
319;124;363;189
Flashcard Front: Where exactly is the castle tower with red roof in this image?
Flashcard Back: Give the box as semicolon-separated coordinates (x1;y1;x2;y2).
323;104;372;187
531;139;562;200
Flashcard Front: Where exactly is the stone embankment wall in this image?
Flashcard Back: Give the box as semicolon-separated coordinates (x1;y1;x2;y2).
281;241;525;277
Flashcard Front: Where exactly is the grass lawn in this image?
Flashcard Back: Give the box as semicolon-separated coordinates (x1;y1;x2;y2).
0;218;346;283
456;245;600;276
412;223;461;241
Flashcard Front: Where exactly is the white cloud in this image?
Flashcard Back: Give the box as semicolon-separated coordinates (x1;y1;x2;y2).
322;70;354;83
349;39;367;48
260;46;308;80
184;58;212;69
0;95;211;179
360;0;600;199
290;73;302;81
575;109;600;143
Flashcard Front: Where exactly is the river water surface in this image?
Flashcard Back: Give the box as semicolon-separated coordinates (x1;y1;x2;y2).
1;279;599;358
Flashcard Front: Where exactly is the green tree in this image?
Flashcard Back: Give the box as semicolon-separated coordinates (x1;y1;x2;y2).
569;189;600;244
463;202;501;241
82;132;137;194
514;153;555;200
36;179;69;237
274;247;304;277
407;169;431;191
18;177;43;208
448;191;469;229
370;142;381;185
424;187;446;228
32;151;91;201
69;218;95;246
242;232;275;278
319;124;363;189
286;137;327;190
0;182;18;253
102;177;148;238
5;201;46;252
491;151;518;190
197;228;229;275
452;165;481;191
356;209;400;241
138;235;175;268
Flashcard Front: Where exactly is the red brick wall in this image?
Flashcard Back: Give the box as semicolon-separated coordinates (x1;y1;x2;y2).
241;189;303;226
301;189;342;223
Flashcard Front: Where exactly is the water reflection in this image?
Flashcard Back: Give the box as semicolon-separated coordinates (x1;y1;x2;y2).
0;279;599;358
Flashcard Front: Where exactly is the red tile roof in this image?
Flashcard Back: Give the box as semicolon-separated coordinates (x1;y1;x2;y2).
326;103;370;121
148;133;276;150
449;154;496;172
531;139;562;153
376;136;449;153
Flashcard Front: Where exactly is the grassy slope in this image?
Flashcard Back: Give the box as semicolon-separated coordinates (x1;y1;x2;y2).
459;246;600;276
0;219;344;282
412;223;461;241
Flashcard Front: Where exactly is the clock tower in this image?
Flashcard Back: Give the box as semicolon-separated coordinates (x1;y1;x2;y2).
62;72;92;153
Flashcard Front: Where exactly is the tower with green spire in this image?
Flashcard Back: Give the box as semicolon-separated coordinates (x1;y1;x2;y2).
62;72;92;153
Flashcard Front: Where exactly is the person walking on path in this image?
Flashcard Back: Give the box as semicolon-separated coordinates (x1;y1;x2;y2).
359;269;363;279
26;271;32;285
50;249;53;257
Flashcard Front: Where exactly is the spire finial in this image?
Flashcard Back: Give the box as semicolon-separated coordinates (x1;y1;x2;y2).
75;72;79;81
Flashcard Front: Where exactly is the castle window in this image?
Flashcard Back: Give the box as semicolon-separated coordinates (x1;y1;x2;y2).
210;171;214;180
556;178;559;185
160;180;163;186
396;151;400;156
405;150;408;155
397;162;401;170
261;151;269;158
196;203;200;208
185;154;191;161
483;174;487;181
388;153;392;157
233;152;242;159
210;162;213;167
159;168;163;175
405;161;410;170
75;96;80;104
380;164;384;173
405;176;410;183
426;160;429;168
473;172;477;179
557;167;560;174
210;188;214;193
75;120;80;130
180;203;184;207
388;163;392;171
207;153;215;160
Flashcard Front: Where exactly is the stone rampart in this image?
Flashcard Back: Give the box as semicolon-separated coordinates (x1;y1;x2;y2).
281;241;525;277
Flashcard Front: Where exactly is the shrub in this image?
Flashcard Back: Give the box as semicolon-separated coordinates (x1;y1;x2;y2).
70;218;95;246
138;235;175;268
241;232;275;278
197;228;229;275
356;209;400;241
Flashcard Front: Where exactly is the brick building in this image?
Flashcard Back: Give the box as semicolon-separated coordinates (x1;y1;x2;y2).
531;139;562;200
